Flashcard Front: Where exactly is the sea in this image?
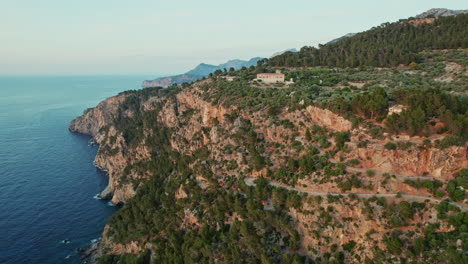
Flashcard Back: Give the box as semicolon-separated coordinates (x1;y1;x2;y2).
0;75;155;263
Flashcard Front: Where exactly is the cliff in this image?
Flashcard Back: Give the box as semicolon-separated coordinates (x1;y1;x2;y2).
70;46;468;263
343;140;467;180
69;95;126;137
70;75;466;262
69;93;150;204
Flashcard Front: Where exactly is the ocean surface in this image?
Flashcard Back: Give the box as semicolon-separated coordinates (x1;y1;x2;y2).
0;75;154;263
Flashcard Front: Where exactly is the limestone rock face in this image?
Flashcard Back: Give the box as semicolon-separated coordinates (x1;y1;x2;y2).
305;106;352;131
176;88;229;126
345;142;467;180
69;94;149;204
69;94;127;137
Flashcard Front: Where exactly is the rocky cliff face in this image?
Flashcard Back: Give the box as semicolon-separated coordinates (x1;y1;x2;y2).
71;79;465;206
344;141;467;180
70;79;467;262
69;95;126;137
304;106;353;131
69;93;150;204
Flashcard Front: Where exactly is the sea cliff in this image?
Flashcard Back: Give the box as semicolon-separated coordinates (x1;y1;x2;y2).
70;73;466;262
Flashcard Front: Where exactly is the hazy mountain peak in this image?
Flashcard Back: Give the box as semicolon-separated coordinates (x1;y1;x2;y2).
270;48;298;58
415;8;468;18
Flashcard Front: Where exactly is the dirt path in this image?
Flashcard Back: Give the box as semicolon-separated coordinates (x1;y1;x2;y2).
244;177;467;211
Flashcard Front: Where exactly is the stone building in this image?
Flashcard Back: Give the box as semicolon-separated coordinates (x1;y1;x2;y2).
255;70;285;83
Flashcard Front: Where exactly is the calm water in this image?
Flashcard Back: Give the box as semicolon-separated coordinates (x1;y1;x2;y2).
0;75;153;263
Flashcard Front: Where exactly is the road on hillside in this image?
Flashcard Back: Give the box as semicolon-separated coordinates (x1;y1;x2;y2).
244;177;467;211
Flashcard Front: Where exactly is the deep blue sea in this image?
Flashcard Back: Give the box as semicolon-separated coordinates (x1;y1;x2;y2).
0;75;154;263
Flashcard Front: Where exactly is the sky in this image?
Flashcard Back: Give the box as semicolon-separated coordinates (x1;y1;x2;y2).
1;0;466;75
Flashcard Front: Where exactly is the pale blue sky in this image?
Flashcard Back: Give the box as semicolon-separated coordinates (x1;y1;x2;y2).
1;0;466;75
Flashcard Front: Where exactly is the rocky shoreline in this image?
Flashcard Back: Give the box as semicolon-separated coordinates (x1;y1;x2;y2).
77;240;100;264
68;131;115;263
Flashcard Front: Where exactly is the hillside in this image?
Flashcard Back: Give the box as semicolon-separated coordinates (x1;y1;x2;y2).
268;13;468;68
70;11;468;264
142;57;261;88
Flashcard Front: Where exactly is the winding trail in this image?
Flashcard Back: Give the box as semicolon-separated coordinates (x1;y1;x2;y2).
244;177;467;211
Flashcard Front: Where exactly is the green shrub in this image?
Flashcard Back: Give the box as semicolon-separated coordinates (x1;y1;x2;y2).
384;142;397;150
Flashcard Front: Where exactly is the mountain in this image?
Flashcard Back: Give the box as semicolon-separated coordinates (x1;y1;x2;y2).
324;8;468;45
415;8;468;18
324;9;466;46
268;12;468;67
325;33;356;44
142;57;262;88
184;63;219;76
270;48;298;57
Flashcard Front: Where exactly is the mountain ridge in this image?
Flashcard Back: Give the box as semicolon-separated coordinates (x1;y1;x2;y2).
415;8;468;18
142;57;262;88
324;8;467;46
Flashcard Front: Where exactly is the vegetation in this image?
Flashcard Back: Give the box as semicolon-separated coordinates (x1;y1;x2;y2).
84;13;468;264
268;14;468;67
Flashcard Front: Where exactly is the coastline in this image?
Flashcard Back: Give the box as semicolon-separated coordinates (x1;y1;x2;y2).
69;127;115;203
77;239;100;264
70;130;116;263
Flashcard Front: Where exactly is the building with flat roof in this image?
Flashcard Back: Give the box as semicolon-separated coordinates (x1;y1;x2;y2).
255;70;285;83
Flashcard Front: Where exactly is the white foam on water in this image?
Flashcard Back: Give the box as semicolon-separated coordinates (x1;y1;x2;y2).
90;237;101;243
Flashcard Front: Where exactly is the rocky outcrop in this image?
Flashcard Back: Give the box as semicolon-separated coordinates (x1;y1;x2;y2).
98;225;143;256
305;106;352;131
69;94;149;204
175;88;230;125
69;94;127;137
344;142;467;180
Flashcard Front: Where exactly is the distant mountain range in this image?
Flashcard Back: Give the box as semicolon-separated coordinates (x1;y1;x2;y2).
142;58;261;88
142;49;303;88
